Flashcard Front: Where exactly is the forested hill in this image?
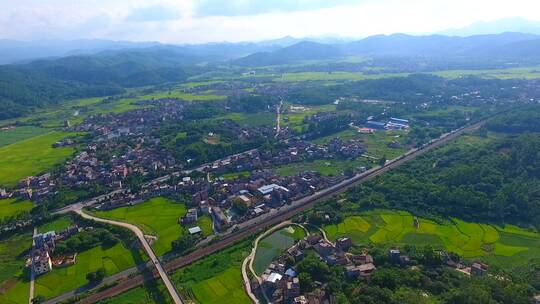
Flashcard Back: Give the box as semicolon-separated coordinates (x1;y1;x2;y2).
234;32;540;66
0;48;193;120
233;41;343;66
346;108;540;229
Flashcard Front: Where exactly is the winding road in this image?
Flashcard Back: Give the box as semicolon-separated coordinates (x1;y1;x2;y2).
74;210;183;304
241;221;308;304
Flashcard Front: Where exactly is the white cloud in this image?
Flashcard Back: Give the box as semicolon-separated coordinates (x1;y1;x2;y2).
0;0;539;43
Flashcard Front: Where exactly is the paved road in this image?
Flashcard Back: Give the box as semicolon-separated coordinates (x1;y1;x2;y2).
275;100;282;138
74;210;183;304
242;221;308;303
49;118;487;303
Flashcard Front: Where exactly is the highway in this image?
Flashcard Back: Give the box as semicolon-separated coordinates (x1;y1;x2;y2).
47;118;486;303
73;210;183;304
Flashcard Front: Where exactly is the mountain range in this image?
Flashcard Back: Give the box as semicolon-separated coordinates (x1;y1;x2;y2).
3;31;540;120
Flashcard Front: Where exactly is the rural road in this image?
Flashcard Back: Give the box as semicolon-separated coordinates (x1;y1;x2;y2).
242;221;308;304
48;117;488;303
73;210;183;304
275;100;282;138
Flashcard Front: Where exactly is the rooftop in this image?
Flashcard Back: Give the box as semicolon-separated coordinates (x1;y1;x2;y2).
266;272;283;283
188;226;202;234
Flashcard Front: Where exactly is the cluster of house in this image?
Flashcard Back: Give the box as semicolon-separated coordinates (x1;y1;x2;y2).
256;234;378;304
1;173;55;202
204;138;366;180
440;251;491;277
27;226;80;275
365;117;411;131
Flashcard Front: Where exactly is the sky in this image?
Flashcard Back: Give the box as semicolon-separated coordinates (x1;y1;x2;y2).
1;0;540;43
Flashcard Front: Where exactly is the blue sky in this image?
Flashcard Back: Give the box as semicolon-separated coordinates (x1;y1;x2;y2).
0;0;539;43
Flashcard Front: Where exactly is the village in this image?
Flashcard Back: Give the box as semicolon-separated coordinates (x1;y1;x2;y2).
0;97;411;241
251;221;492;304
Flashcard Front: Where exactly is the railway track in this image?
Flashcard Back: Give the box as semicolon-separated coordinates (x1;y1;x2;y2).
59;119;486;304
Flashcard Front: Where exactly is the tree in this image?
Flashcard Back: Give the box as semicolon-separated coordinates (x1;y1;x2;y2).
444;284;493;304
379;155;387;167
420;245;443;267
307;212;324;226
86;267;106;284
393;287;433;304
233;199;248;216
298;272;314;293
172;234;196;254
32;295;46;304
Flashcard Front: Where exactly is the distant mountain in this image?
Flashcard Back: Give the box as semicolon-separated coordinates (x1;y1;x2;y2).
0;47;199;120
440;18;540;36
233;41;343;66
344;32;540;57
0;39;162;65
232;32;540;66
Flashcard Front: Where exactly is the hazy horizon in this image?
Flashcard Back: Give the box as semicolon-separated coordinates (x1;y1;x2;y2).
1;0;540;44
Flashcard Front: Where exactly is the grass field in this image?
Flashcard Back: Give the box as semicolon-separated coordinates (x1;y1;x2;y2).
106;249;252;304
314;128;408;158
172;240;251;304
194;215;213;237
220;112;276;127
37;216;73;233
275;71;410;82
361;130;408;159
275;158;372;177
432;65;540;80
96;280;172;304
0;198;33;220
0;126;50;147
274;66;540;82
281;104;336;132
139;90;225;102
323;210;540;269
253;226;306;275
274;128;407;177
219;171;251;181
93;197;191;256
35;243;144;300
0;132;76;187
0;232;32;304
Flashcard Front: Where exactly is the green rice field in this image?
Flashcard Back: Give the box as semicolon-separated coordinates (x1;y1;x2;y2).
323;210;540;269
93;197;190;256
0;233;32;304
0;132;76;187
0;198;33;220
96;280;172;304
35;243;143;300
253;226;306;275
0;126;50;147
172;240;251;304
